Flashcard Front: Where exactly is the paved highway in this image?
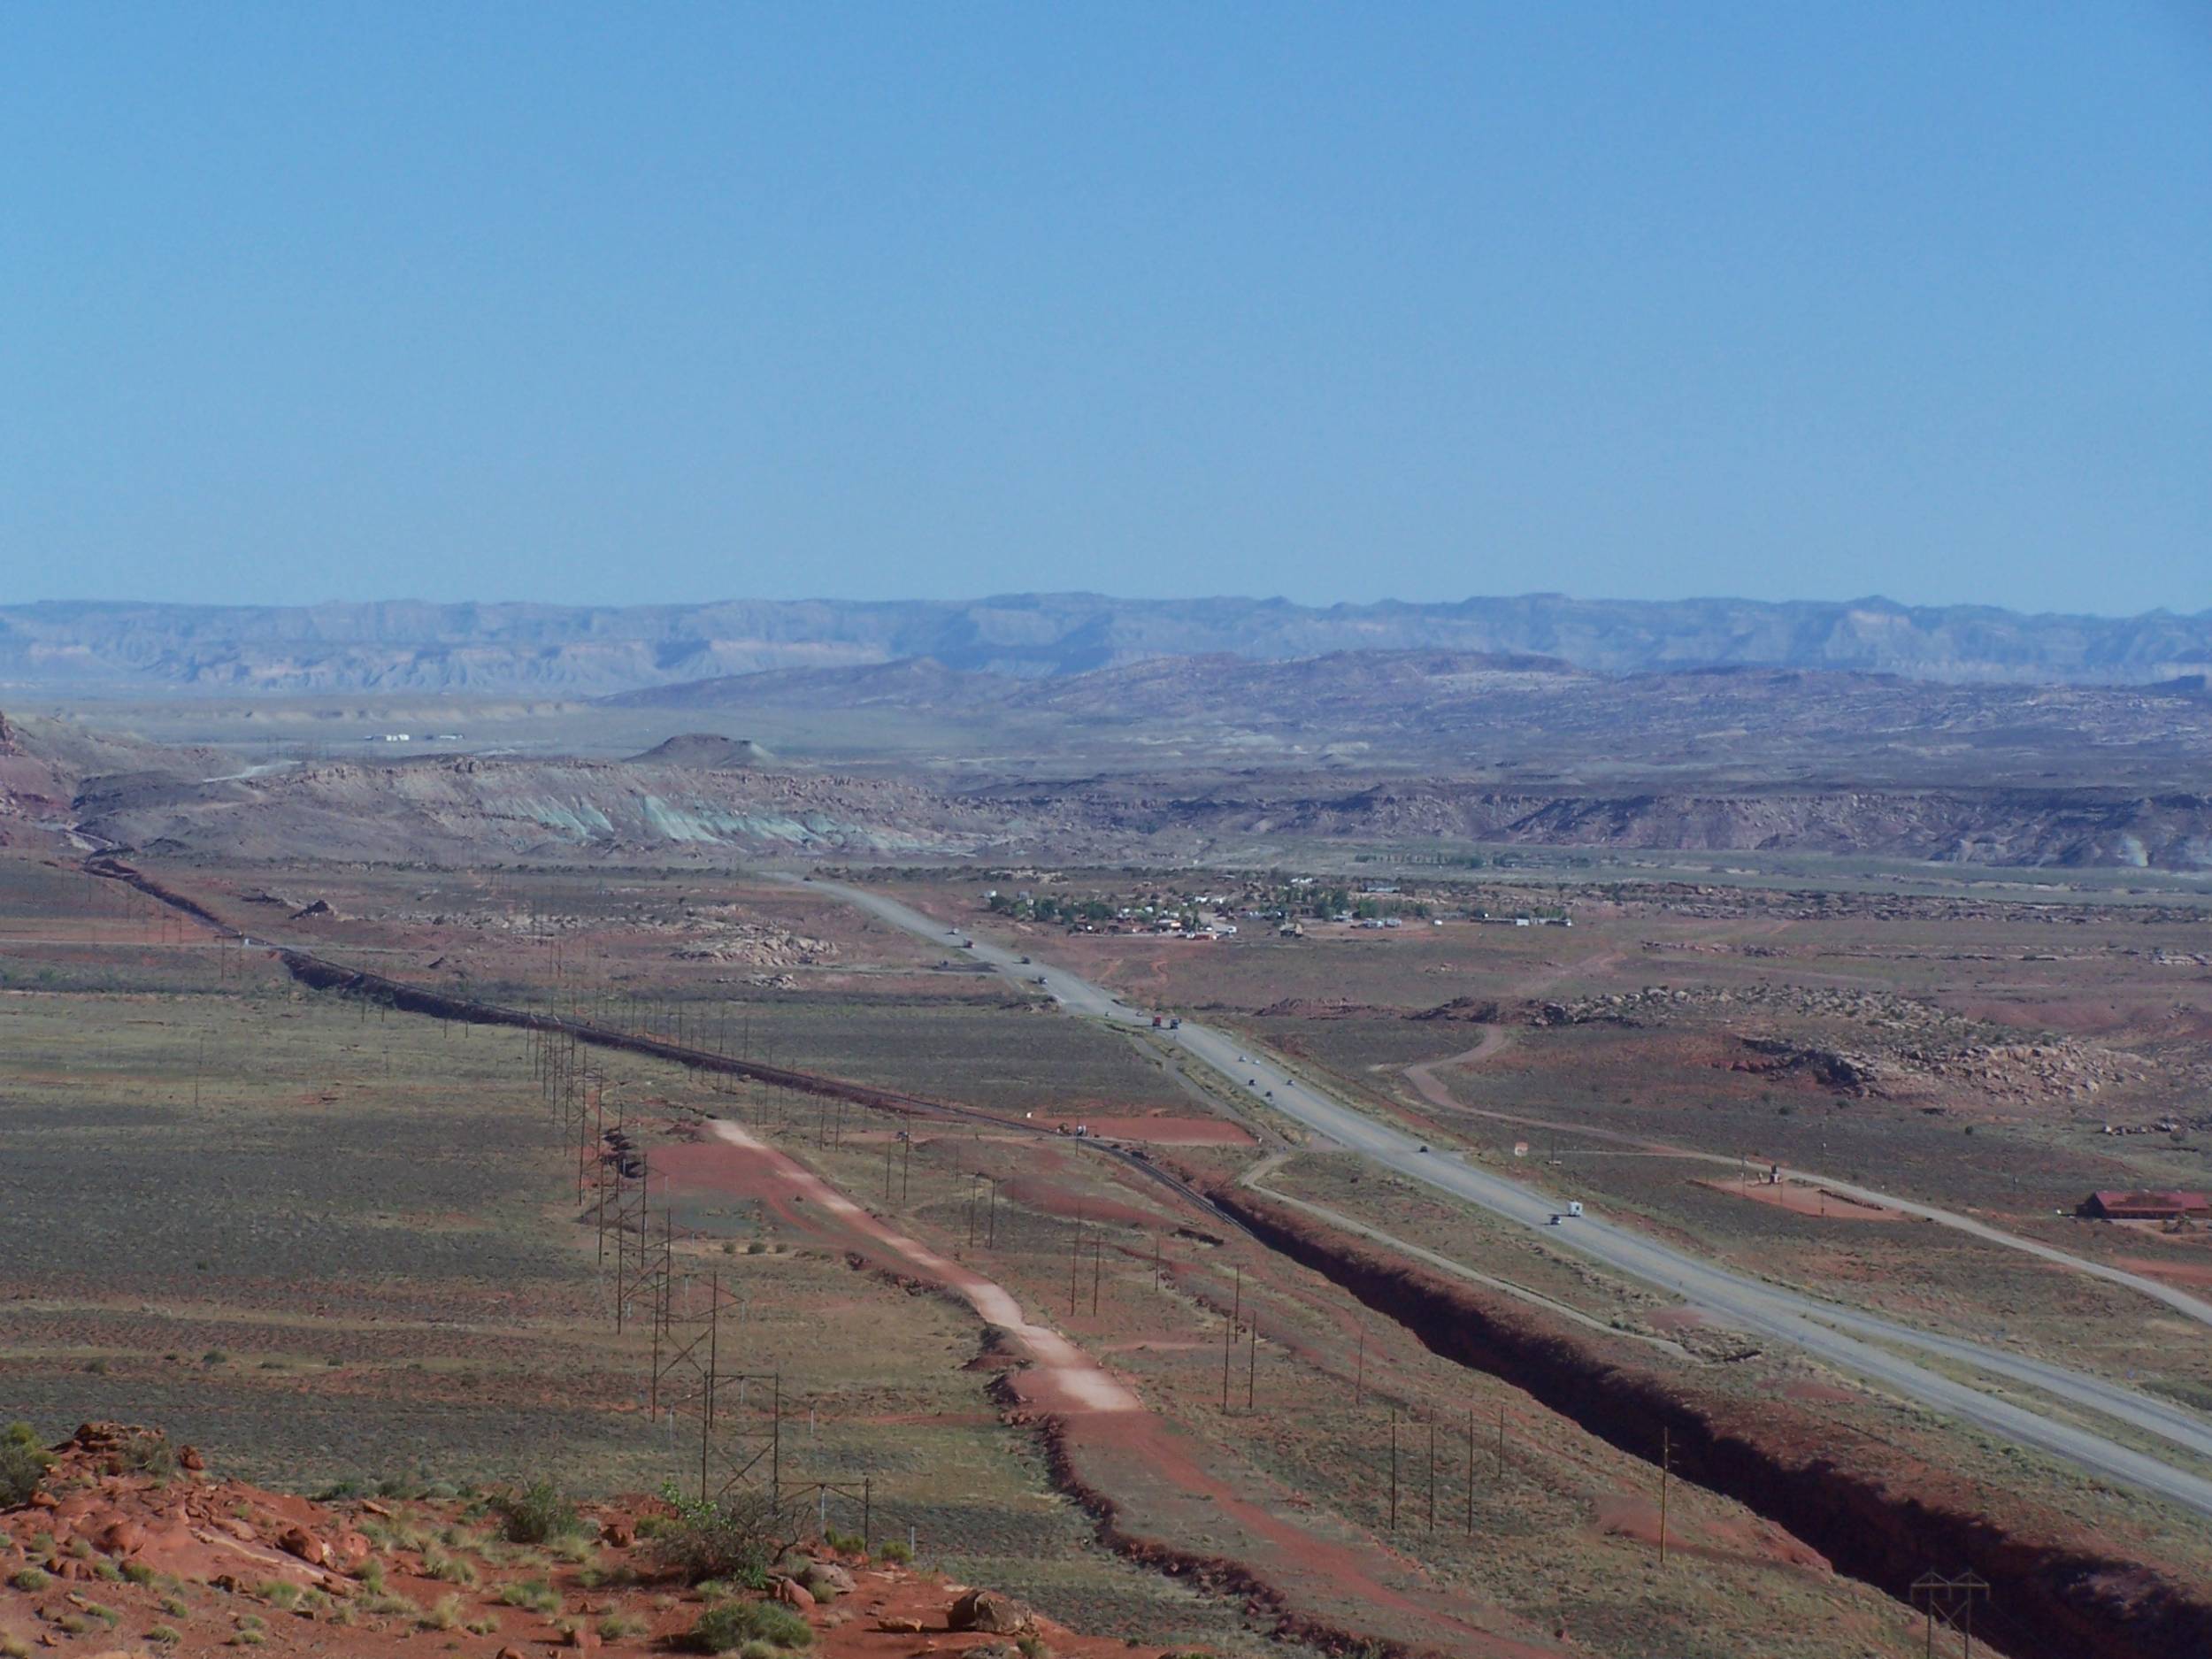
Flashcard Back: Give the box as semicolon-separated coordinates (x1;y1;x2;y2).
804;877;2212;1519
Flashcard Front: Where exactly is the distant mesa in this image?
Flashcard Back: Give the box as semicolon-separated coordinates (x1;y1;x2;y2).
8;593;2212;695
628;733;775;769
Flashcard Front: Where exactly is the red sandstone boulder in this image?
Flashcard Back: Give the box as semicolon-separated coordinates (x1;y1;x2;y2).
948;1589;1033;1635
331;1529;373;1571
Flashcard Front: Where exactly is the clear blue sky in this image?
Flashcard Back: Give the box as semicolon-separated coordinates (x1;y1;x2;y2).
3;4;2206;614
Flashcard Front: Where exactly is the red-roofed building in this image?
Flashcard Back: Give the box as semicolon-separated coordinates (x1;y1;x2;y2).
2079;1190;2212;1221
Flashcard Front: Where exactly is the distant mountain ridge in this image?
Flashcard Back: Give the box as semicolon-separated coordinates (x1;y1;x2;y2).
4;592;2210;695
611;649;2212;792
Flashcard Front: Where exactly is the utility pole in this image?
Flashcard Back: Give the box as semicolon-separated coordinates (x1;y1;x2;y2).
1388;1409;1399;1532
1658;1426;1671;1566
1427;1418;1437;1532
1246;1314;1257;1409
1464;1405;1475;1536
700;1270;718;1502
1069;1214;1083;1318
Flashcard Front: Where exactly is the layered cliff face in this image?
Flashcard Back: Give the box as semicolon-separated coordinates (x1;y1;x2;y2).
6;592;2212;695
0;711;211;843
49;744;2212;871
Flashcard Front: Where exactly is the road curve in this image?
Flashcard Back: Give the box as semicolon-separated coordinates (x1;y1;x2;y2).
797;876;2212;1520
1403;1053;2212;1333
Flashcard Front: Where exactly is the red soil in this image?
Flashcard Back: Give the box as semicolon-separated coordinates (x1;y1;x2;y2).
1591;1493;1830;1572
2114;1256;2212;1287
1688;1177;1904;1222
2;1423;1141;1659
677;1123;1569;1656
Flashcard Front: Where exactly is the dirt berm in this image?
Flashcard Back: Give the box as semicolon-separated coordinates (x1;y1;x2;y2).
1210;1185;2212;1659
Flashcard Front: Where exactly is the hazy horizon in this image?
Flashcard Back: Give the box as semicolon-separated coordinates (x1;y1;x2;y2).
5;588;2211;625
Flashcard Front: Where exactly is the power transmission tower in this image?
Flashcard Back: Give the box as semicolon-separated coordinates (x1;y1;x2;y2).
1909;1571;1990;1658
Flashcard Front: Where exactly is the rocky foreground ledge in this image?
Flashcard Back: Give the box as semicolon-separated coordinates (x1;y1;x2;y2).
0;1424;1164;1659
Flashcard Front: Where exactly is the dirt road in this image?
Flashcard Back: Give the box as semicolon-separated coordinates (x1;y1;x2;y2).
1402;1017;2212;1331
694;1124;1562;1655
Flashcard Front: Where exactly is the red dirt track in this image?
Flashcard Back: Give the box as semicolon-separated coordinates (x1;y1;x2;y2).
672;1122;1564;1657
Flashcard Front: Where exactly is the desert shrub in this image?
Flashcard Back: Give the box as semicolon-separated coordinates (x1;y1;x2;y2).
147;1628;182;1646
823;1528;863;1555
599;1609;649;1640
690;1600;813;1654
499;1578;561;1616
8;1569;50;1594
419;1594;464;1631
423;1548;478;1585
360;1514;433;1553
648;1485;792;1587
116;1430;177;1481
492;1479;581;1545
0;1424;52;1506
878;1539;911;1565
